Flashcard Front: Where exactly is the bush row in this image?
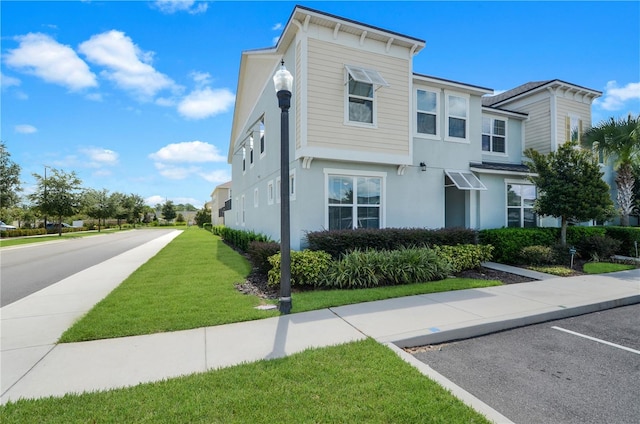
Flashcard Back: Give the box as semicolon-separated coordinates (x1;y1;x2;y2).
0;227;88;238
265;244;491;290
479;226;639;264
305;227;478;259
212;226;272;252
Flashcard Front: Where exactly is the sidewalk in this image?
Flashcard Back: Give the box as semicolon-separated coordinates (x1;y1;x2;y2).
1;246;638;404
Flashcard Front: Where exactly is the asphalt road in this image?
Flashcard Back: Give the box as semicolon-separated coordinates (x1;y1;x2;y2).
0;229;177;307
412;304;640;424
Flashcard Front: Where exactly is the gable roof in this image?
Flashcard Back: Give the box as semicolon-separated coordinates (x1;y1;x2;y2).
482;79;602;107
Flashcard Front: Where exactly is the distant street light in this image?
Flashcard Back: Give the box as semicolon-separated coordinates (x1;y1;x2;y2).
273;60;293;315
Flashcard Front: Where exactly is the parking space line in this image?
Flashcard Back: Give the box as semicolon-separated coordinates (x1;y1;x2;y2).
551;326;640;355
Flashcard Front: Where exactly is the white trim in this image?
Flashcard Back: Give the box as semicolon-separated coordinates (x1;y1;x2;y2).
253;188;259;208
345;65;389;87
505;181;537;228
444;91;470;143
267;180;275;205
240;195;246;226
296;145;411;166
275;176;281;204
481;115;508;155
323;168;387;178
289;169;296;201
415;88;440;140
344;67;377;128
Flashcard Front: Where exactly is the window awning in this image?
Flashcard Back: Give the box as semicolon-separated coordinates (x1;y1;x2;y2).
444;170;487;191
345;65;389;87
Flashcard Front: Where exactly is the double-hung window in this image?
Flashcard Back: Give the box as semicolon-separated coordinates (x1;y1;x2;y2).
416;89;438;137
507;183;536;228
345;65;388;126
259;118;265;156
327;174;382;230
249;135;254;166
445;92;469;141
566;115;582;143
482;117;506;153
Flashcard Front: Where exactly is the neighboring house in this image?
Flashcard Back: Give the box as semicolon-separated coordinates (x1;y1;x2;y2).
225;5;603;249
211;181;232;225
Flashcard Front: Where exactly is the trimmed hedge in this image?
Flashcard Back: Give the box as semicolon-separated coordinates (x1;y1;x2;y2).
305;227;477;259
213;227;272;252
267;250;333;287
0;227;88;238
604;226;640;257
432;244;494;273
247;241;280;274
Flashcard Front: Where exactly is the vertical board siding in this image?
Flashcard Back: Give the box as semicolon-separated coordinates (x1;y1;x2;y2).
520;99;551;154
306;38;410;155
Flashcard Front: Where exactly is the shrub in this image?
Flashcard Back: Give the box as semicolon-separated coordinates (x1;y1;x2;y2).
321;247;451;289
550;243;579;266
577;235;621;261
519;245;555;266
247;241;280;274
215;227;272;252
305;227;477;259
566;226;606;248
432;244;494;272
267;250;333;288
604;226;640;257
479;228;557;263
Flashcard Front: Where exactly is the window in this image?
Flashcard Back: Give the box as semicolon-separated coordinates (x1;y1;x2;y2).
566;115;582;142
267;180;274;205
507;184;536;228
328;175;381;230
241;195;245;226
416;89;438;136
289;171;296;201
249;136;254;166
446;93;468;141
259;119;265;156
482;117;506;153
242;147;246;173
344;65;388;126
253;188;259;208
275;177;281;204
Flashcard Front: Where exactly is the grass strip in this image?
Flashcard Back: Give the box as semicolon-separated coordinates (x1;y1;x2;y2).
0;339;491;424
583;262;636;274
60;228;503;342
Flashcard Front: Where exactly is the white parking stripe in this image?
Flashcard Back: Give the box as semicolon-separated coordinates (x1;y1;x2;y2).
552;326;640;355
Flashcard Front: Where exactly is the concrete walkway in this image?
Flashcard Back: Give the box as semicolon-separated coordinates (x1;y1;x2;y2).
1;241;639;407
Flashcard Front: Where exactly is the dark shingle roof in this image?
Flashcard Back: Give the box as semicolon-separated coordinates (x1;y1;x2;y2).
482;81;552;106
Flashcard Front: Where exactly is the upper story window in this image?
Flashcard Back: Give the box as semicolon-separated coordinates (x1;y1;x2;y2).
344;65;388;127
416;89;439;137
242;147;246;173
566;115;582;143
249;135;254;166
482;117;506;153
259;118;265;156
445;92;469;142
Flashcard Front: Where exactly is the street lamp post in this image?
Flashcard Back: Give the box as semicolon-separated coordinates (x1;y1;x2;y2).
273;60;293;315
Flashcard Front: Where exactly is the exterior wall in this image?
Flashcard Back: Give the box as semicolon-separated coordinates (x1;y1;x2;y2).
498;93;552;154
556;96;591;145
480;112;525;165
210;187;230;225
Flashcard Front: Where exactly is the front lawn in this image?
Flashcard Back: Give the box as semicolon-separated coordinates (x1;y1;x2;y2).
60;228;502;342
0;339;491;424
583;262;636;274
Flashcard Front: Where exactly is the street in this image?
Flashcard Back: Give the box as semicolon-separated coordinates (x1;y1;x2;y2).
0;229;177;307
411;304;640;424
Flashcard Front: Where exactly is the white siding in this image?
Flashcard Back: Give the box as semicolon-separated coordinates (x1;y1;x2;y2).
520;98;551;154
556;97;591;144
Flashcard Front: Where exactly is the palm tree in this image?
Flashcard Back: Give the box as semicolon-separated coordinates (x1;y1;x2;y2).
582;114;640;226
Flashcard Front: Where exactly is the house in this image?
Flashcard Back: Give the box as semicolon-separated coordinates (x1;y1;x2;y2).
225;5;602;249
210;181;232;226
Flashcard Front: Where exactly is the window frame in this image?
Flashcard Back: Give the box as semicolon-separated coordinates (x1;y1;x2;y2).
343;65;388;129
267;180;274;205
324;169;386;231
445;91;470;143
240;195;246;226
505;182;537;228
482;116;508;155
415;88;440;139
259;118;266;158
253;188;259;208
289;169;296;201
275;176;281;204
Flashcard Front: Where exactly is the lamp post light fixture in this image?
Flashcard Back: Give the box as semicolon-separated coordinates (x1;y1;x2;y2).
273;60;294;314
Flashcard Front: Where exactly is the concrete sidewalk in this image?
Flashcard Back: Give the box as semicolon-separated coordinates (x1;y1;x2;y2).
1;246;639;404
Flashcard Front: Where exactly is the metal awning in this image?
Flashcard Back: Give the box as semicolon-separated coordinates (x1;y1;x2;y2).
345;65;389;87
444;170;487;190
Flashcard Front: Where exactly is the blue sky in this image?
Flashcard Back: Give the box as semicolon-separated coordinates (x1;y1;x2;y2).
2;1;639;208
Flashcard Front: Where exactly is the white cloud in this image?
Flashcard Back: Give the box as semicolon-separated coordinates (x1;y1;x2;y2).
145;195;166;207
272;23;283;31
5;33;97;91
81;147;119;167
149;141;225;163
79;30;176;100
595;81;640;111
15;124;37;134
177;87;235;119
153;162;200;180
272;36;281;46
153;0;208;14
198;169;230;184
190;71;211;87
1;72;21;89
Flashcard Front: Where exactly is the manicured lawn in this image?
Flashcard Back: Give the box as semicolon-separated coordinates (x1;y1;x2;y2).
583;262;636;274
60;228;502;342
0;339;491;424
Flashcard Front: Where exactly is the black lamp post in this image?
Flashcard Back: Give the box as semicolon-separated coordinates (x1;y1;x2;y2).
273;60;293;314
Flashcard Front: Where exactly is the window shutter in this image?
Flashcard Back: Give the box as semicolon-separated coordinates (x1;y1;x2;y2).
578;120;583;142
565;116;571;142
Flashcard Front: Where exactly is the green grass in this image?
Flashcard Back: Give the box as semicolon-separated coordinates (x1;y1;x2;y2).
0;339;491;424
60;228;502;342
583;262;636;274
528;265;574;276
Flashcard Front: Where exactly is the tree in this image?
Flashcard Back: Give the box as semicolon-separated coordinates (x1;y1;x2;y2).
0;142;22;217
29;168;83;236
524;141;615;246
176;213;185;224
83;188;115;232
582;114;640;226
162;200;177;222
194;205;211;227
